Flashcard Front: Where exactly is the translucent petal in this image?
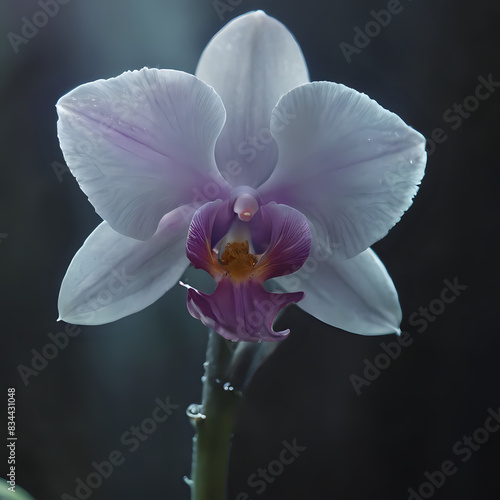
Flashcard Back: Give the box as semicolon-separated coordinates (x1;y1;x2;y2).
58;205;195;325
260;81;426;258
274;243;402;335
196;11;309;188
57;68;228;240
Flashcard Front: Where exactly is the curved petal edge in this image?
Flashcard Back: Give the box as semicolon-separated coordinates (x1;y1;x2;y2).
57;68;228;240
184;279;304;342
58;205;195;325
260;81;426;259
196;11;309;188
273;245;402;335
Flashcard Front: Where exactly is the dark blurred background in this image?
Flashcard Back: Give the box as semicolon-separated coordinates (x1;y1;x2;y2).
1;0;499;499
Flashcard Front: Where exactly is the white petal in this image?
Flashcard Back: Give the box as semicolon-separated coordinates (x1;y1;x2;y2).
57;68;228;240
260;81;426;258
58;205;195;325
274;244;402;335
196;11;309;189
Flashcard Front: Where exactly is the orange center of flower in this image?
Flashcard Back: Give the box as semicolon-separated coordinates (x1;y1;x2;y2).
219;241;258;282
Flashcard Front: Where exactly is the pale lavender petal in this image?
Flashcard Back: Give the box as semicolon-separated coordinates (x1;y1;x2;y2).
196;11;309;189
185;279;304;342
58;205;195;325
260;81;426;258
57;68;229;240
273;243;402;335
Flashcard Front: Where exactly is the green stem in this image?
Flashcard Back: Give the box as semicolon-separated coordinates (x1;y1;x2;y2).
188;331;242;500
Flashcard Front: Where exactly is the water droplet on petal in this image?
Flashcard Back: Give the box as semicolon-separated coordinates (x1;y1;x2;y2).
131;125;144;134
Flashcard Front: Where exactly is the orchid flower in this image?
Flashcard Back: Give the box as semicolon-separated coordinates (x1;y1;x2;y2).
56;11;426;343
